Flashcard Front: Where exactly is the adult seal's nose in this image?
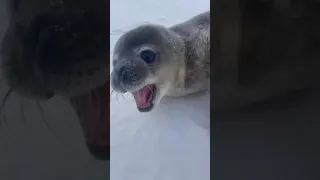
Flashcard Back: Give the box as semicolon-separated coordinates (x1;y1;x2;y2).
21;14;67;70
30;15;82;72
36;24;69;70
24;12;103;73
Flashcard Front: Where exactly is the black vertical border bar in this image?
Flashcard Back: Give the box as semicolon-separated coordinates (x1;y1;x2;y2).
106;0;111;163
209;1;214;180
210;0;220;179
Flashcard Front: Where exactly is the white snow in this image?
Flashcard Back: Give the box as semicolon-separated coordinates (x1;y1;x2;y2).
110;0;210;180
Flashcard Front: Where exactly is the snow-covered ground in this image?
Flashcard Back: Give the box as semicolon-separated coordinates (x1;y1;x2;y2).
110;0;210;180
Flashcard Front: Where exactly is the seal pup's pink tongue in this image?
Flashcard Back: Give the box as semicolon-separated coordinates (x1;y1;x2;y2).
132;85;154;108
70;83;109;147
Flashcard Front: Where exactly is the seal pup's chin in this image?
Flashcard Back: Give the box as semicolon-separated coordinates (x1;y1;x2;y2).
132;84;156;112
69;83;109;160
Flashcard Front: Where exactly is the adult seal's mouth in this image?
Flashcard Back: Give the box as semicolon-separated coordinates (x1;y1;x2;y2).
70;83;109;160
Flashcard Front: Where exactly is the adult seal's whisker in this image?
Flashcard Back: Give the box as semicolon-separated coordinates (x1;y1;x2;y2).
0;88;14;127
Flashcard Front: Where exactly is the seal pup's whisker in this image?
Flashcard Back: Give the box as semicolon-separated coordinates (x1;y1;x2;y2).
115;92;120;102
110;88;115;96
110;88;117;98
110;87;123;102
120;92;125;100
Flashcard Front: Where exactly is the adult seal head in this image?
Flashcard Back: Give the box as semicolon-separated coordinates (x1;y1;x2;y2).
111;11;210;112
0;0;109;160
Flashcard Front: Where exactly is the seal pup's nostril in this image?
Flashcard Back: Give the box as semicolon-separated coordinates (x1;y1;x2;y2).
120;68;131;83
117;66;132;84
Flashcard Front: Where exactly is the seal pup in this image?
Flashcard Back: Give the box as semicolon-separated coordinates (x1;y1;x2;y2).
111;11;210;112
0;0;109;160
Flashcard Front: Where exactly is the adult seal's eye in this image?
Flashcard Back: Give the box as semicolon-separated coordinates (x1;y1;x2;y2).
140;50;156;64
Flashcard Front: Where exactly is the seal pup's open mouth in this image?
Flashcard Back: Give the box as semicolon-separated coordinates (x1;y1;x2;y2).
70;83;109;160
132;84;156;112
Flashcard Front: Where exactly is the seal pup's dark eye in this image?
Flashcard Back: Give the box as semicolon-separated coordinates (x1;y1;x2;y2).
140;50;156;64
